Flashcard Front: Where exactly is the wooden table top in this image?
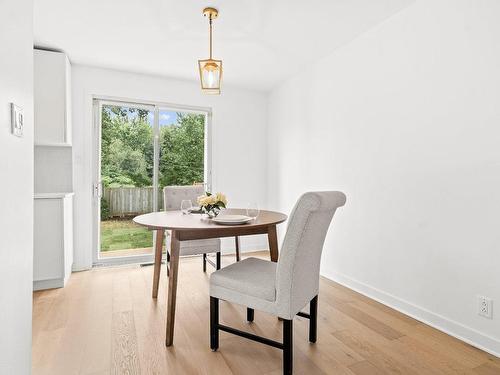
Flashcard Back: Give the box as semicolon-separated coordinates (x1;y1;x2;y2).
133;208;287;231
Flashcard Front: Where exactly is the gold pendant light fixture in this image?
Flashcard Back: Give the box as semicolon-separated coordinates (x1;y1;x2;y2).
198;7;222;95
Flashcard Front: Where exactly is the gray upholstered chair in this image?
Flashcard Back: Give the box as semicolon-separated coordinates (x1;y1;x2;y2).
209;191;346;375
163;186;241;271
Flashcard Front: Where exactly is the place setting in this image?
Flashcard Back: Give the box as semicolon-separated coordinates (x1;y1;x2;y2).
180;191;260;225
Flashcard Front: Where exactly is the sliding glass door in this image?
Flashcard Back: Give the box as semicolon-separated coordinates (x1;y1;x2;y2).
93;98;211;265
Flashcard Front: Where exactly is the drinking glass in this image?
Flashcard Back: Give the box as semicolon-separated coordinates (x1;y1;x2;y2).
246;202;260;220
180;199;193;215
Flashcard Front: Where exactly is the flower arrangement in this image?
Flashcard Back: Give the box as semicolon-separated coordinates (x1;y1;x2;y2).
197;192;228;218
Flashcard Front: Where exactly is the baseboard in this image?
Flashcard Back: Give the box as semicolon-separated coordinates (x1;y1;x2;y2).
322;270;500;358
33;278;65;291
72;263;92;272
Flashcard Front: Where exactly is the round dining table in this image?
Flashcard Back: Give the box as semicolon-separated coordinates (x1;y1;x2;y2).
133;208;287;346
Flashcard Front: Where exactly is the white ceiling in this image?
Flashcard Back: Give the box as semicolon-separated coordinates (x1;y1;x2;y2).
34;0;412;91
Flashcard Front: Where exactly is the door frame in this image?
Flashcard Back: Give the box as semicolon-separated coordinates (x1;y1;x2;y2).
91;95;213;266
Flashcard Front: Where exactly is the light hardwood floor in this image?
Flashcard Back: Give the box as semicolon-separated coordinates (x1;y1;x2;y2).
33;253;500;375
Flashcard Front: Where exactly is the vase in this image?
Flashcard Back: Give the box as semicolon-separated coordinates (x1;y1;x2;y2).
204;206;220;218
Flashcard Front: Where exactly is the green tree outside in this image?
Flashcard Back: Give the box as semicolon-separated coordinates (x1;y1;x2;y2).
100;106;205;189
159;112;205;186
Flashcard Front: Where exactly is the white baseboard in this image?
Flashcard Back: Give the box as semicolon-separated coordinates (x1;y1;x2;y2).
322;270;500;358
72;263;91;272
33;278;64;291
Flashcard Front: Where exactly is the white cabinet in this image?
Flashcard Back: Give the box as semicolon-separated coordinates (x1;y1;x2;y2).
34;49;72;146
34;49;74;290
33;193;74;290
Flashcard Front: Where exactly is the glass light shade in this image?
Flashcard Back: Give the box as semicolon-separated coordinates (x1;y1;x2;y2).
198;59;222;94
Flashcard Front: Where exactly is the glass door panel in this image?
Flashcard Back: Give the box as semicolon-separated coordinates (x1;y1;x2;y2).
158;109;206;211
99;104;155;259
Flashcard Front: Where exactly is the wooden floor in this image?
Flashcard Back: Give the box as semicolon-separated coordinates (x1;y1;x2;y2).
33;253;500;375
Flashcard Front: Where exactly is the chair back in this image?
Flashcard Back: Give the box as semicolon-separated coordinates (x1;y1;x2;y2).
275;191;346;318
164;185;205;211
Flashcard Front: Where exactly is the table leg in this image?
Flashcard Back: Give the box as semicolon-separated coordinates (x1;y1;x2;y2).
165;230;180;346
268;225;279;262
152;229;164;298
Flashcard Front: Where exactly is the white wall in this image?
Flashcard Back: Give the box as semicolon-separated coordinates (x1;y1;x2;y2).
0;0;34;373
268;0;500;356
72;65;268;270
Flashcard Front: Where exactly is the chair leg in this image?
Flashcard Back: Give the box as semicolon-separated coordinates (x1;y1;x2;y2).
210;297;219;351
309;295;318;343
235;236;241;262
247;308;254;322
216;252;221;270
283;319;293;375
166;250;170;277
203;253;207;272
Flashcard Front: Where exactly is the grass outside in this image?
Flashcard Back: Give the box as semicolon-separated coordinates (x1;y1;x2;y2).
100;219;153;252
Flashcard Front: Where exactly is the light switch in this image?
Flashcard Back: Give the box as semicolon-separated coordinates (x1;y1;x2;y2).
10;103;24;137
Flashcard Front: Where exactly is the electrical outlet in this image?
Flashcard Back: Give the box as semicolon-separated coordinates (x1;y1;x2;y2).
477;296;493;319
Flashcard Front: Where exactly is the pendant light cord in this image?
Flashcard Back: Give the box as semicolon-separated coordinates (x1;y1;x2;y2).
209;17;213;59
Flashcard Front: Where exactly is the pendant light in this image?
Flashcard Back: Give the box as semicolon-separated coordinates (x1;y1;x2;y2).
198;7;222;95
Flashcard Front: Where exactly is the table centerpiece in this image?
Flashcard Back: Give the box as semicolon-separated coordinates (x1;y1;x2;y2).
197;192;227;218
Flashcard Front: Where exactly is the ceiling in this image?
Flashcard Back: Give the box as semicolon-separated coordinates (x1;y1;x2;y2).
34;0;412;91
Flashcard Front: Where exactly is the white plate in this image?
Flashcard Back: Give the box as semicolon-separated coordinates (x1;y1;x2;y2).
215;214;251;222
212;214;252;225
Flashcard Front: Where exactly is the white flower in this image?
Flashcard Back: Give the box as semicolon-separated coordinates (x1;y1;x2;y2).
197;192;228;207
197;195;212;206
215;192;227;205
